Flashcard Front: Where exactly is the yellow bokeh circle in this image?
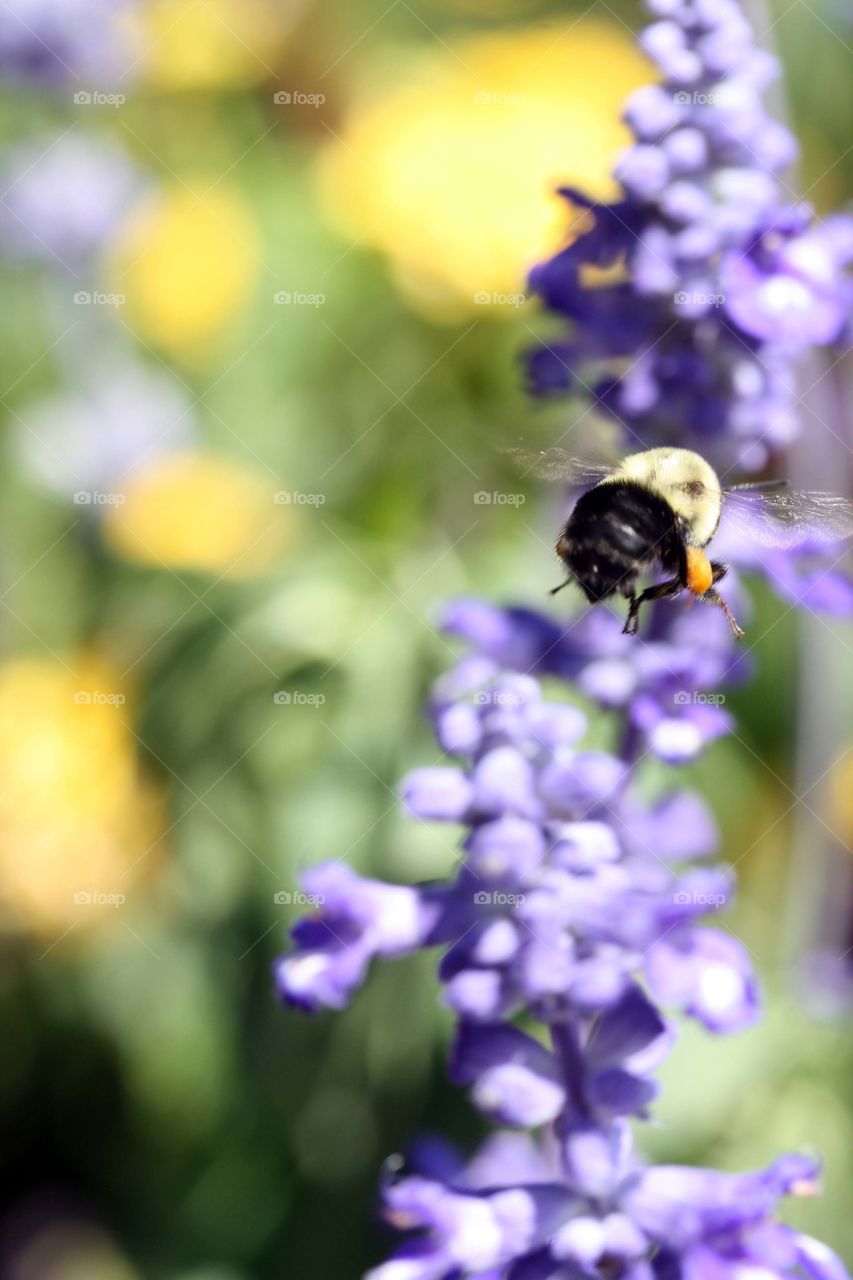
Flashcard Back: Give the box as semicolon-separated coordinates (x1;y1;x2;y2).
112;189;258;357
139;0;294;91
103;451;288;578
0;656;163;935
316;23;650;315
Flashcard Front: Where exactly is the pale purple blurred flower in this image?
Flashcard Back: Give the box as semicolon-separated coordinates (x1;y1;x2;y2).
0;0;139;86
17;357;197;499
0;133;144;269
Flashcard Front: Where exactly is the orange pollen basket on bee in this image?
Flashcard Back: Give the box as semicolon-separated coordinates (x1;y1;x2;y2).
685;546;713;596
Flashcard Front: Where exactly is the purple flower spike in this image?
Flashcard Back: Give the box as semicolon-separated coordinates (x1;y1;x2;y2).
275;572;848;1268
275;2;853;1275
526;0;853;473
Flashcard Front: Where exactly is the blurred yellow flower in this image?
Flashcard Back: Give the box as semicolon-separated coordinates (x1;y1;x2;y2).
103;451;287;578
828;750;853;848
112;189;258;357
0;655;163;936
139;0;295;90
316;23;649;316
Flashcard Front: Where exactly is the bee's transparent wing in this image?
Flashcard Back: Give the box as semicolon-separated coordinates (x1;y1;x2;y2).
503;446;614;485
721;485;853;549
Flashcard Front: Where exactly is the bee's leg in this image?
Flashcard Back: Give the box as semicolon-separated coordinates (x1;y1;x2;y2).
703;563;744;637
702;583;745;639
623;597;640;635
623;575;683;636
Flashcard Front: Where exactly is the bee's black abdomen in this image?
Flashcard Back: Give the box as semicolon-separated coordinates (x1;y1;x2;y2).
558;481;680;603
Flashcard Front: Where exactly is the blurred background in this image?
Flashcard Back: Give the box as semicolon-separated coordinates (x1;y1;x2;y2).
0;0;851;1276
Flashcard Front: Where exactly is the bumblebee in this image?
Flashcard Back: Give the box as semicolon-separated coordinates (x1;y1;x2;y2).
509;446;853;638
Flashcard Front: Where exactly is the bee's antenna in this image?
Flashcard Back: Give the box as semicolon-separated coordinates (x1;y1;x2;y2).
550;581;571;596
728;479;788;493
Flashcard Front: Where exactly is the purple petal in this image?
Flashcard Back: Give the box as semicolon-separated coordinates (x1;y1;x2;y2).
402;767;473;821
538;752;628;817
444;969;505;1020
551;1215;606;1265
462;1132;560;1190
796;1235;853;1280
467;817;546;880
450;1021;551;1088
562;1121;635;1198
472;1063;567;1128
274;942;368;1012
549;821;621;871
472;748;539;819
586;985;668;1067
435;702;482;756
588;1067;659;1114
646;929;759;1032
624;84;684;140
